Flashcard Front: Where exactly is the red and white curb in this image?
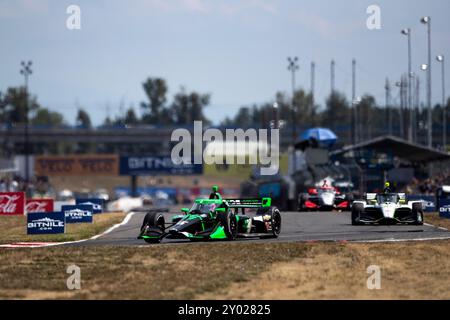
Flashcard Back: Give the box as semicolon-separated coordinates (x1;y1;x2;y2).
0;212;136;249
0;242;60;248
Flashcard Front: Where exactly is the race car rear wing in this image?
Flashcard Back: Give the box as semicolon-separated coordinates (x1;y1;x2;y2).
366;193;407;201
366;193;377;201
225;198;272;208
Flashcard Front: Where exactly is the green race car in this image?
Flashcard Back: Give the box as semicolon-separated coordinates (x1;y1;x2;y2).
138;188;281;244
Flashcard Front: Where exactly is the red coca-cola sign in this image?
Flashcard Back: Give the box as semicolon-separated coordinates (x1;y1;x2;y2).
26;199;54;213
0;192;26;216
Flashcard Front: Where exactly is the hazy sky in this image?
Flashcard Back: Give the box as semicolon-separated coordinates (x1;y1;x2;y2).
1;0;449;125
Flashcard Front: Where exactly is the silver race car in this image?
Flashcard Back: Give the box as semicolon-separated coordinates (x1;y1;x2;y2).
351;193;424;225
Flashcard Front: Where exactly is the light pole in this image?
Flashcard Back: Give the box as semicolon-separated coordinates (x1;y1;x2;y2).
401;28;413;142
272;102;279;130
385;78;392;135
396;78;407;139
287;57;299;146
437;55;446;149
420;63;430;146
421;16;432;147
20;61;32;182
352;97;361;142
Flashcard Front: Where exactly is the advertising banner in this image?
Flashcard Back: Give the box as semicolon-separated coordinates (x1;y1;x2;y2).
76;198;104;214
438;198;450;219
0;192;26;215
35;154;119;176
62;205;94;223
27;212;65;234
26;199;54;213
407;195;436;212
119;156;203;176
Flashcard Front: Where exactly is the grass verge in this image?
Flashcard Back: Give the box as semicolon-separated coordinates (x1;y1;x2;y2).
0;212;126;244
0;241;449;299
425;213;450;230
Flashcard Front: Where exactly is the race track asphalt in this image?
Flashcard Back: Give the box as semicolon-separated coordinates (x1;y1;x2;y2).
80;210;450;246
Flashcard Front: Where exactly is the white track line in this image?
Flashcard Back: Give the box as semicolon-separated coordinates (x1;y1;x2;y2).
0;212;136;248
353;236;450;243
424;222;449;231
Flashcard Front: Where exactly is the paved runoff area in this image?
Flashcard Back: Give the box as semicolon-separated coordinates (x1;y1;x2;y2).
78;210;450;246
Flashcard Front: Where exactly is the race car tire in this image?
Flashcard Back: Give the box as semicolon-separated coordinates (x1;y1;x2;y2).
411;203;424;225
216;211;238;240
344;194;354;211
297;195;308;212
351;203;364;226
141;211;165;243
256;207;282;238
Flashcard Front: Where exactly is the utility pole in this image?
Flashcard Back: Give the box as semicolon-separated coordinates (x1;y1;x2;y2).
20;61;32;183
415;77;421;144
352;59;356;144
401;28;413;142
331;60;335;94
437;55;446;150
396;78;406;139
385;78;392;135
421;16;432;147
287;57;299;173
310;61;315;106
287;57;299;145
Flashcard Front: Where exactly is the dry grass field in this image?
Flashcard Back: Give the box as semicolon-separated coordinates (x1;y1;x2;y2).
0;241;449;300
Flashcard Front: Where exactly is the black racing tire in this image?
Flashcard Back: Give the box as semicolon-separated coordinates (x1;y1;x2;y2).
344;194;354;211
412;203;424;225
351;203;364;226
297;195;307;212
216;210;238;240
256;206;282;238
141;211;165;243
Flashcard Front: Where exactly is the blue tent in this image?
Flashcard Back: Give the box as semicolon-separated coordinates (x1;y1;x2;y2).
300;128;337;147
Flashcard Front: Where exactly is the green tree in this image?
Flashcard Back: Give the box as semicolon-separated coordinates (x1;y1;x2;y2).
31;108;65;126
75;108;93;153
293;89;317;127
124;108;139;125
103;116;113;126
141;78;168;124
356;95;377;140
322;91;350;134
171;87;211;125
76;109;92;129
0;86;40;123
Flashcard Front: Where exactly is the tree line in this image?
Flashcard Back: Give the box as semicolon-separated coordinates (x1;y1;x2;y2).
1;77;449;149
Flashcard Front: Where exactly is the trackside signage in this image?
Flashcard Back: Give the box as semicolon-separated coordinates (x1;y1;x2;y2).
26;199;54;213
407;195;436;212
35;154;119;176
439;198;450;219
0;192;26;215
62;205;94;223
119;156;203;176
75;199;103;214
27;212;65;234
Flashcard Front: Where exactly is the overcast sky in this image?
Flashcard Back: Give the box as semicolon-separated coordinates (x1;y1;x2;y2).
1;0;449;125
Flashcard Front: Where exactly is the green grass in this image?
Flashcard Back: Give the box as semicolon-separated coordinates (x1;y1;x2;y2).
204;153;289;179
